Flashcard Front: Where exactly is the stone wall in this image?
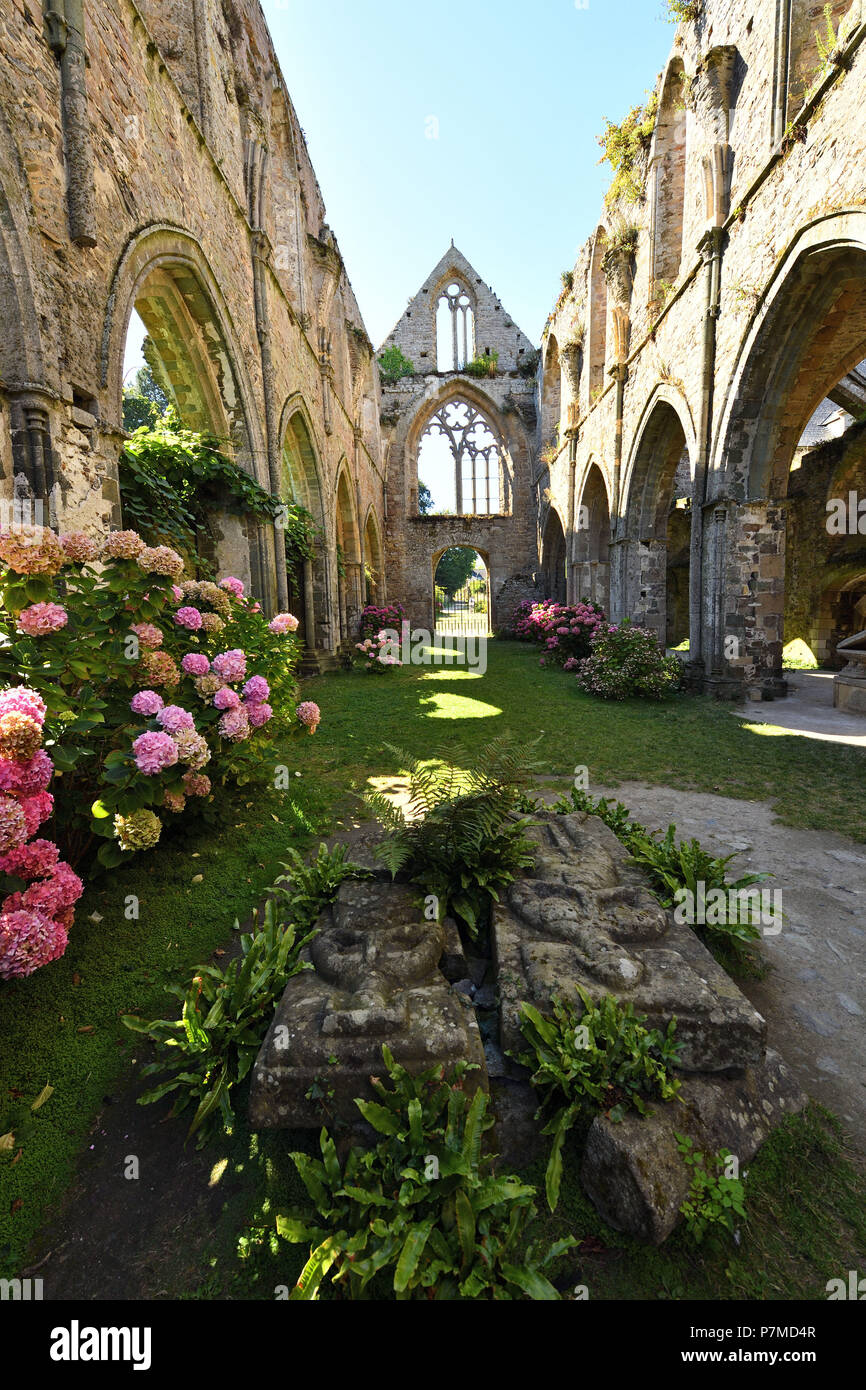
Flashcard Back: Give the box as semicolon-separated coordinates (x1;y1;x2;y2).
540;0;866;694
378;245;540;631
0;0;385;650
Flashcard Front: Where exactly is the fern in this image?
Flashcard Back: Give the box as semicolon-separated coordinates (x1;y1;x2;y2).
363;739;541;940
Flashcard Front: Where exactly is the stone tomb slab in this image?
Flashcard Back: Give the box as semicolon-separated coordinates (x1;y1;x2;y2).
494;812;766;1073
249;879;486;1129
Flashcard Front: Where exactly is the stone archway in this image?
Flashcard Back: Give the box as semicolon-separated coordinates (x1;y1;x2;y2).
335;463;362;645
281;402;329;659
364;507;384;605
104;226;274;606
708;213;866;694
540;506;568;603
616;394;693;646
574;462;611;613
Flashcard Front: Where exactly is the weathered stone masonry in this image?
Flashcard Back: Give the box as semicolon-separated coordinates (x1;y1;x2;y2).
0;0;385;662
541;0;866;697
4;1;866;683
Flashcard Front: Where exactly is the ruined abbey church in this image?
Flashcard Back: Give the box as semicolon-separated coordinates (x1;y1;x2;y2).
2;0;866;702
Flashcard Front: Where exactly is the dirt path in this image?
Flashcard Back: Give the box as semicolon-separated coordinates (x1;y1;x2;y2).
591;780;866;1151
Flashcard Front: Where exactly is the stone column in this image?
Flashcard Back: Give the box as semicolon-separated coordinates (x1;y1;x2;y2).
705;500;787;699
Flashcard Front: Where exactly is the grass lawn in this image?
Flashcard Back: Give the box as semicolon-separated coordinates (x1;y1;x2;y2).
2;638;865;1287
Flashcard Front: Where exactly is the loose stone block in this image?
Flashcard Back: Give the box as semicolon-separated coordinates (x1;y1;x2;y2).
581;1050;806;1244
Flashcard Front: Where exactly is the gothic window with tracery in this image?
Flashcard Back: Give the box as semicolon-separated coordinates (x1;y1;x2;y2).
436;282;476;371
417;398;507;515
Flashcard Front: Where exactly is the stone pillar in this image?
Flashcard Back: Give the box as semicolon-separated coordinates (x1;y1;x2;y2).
705;500;787;699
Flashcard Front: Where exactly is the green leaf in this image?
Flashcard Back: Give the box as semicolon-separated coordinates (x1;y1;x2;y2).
393;1218;434;1293
354;1100;402;1136
290;1237;341;1300
501;1264;561;1300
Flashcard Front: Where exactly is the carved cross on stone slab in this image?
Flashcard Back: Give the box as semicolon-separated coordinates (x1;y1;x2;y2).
494;813;766;1073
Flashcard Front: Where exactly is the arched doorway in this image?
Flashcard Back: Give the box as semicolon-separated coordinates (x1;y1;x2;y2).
620;397;692;647
111;235;272;604
574;463;611;612
541;507;568;603
364;508;384;605
335;466;362;644
433;546;490;635
710;216;866;693
281;406;327;656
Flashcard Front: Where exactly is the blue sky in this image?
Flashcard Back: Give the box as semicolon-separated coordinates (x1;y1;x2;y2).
263;0;676;347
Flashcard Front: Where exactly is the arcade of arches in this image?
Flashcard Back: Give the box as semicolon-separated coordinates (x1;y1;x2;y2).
3;0;866;712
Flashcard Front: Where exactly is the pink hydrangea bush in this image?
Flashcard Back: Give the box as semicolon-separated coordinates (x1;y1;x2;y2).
355;632;403;673
513;599;606;668
0;687;82;979
0;522;312;871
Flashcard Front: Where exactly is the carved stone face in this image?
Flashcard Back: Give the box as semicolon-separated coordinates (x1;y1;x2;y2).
310;920;443;993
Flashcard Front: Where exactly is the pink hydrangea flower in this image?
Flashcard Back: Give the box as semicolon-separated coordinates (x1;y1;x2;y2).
130;690;164;718
0;909;68;980
17;602;68;636
181;653;210;677
242;676;269;704
0;525;66;576
0;687;46;726
171;584;184;602
132;731;179;775
295;701;321;734
269;612;299;635
213;687;240;711
20;792;53;837
218;706;250;742
163;789;186;814
23;862;83;915
247;701;273;728
131;622;163;650
219;576;245;598
5;750;53;797
156;705;195;734
182;771;211;798
0;838;60;879
175;606;203;631
212;649;246;683
102;530;143;560
60;532;100;563
137;545;184;579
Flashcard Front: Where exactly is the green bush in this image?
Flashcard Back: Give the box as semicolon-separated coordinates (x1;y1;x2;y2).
276;1046;575;1299
378;345;415;385
575;619;683;700
463;351;498;378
